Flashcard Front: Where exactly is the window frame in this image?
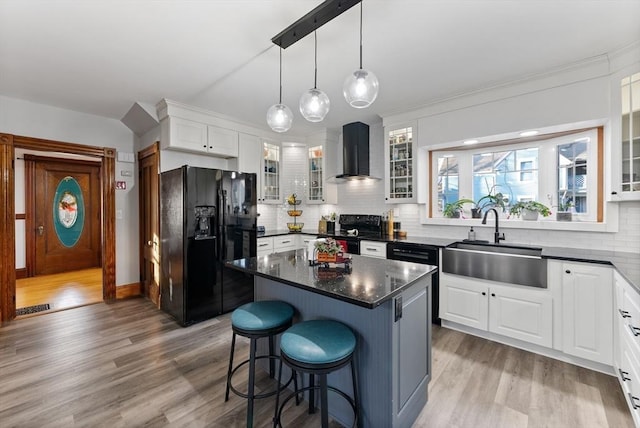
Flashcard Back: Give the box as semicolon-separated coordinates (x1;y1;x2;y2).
430;128;601;223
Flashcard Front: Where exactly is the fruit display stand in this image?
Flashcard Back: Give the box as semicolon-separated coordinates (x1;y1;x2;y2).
286;194;303;232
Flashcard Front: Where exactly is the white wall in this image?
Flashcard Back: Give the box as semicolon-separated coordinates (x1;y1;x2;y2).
1;95;139;286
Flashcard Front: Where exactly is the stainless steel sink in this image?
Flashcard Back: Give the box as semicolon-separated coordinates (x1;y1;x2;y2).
442;241;547;288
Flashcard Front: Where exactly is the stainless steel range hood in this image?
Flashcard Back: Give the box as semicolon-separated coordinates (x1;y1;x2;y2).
334;121;379;181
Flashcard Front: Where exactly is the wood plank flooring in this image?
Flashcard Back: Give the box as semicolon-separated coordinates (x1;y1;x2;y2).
0;298;633;427
15;268;102;316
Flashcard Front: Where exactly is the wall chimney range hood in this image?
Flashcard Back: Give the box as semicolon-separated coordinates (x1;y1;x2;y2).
334;121;379;180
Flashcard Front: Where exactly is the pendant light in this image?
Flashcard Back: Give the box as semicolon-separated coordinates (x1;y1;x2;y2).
343;1;379;108
266;47;293;133
300;31;330;122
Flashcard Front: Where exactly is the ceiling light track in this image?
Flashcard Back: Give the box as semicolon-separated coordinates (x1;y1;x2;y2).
271;0;361;49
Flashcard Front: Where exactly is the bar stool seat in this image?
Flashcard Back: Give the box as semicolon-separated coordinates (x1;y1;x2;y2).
274;319;359;428
226;300;296;428
232;301;295;332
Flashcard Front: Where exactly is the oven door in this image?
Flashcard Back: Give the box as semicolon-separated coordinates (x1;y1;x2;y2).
335;237;360;255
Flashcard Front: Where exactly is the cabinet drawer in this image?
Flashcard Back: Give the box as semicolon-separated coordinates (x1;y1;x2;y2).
360;240;387;259
273;236;296;252
257;237;274;256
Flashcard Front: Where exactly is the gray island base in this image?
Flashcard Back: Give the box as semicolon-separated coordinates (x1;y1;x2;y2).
227;249;435;428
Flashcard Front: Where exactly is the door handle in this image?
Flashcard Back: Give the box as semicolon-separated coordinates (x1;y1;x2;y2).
37;225;44;236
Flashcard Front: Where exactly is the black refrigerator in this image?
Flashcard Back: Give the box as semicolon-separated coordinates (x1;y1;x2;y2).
160;166;257;326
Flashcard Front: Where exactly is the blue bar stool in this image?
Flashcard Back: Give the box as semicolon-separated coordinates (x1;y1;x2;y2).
273;319;359;428
225;300;298;428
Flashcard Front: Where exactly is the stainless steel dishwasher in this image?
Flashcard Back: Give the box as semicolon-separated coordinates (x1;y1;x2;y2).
387;242;440;325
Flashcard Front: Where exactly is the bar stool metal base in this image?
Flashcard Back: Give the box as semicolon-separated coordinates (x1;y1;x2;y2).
226;323;298;428
273;351;359;428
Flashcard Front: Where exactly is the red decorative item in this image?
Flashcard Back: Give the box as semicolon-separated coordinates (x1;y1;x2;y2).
317;252;337;263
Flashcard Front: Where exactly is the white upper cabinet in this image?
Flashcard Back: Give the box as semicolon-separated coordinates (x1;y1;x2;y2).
305;131;338;205
160;116;238;158
207;125;238;158
611;71;640;201
261;140;281;204
158;99;240;159
384;124;417;203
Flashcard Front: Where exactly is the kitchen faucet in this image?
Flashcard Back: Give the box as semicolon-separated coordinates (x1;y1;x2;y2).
482;208;505;244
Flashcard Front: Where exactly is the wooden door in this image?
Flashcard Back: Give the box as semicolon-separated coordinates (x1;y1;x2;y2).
26;155;102;275
138;143;160;306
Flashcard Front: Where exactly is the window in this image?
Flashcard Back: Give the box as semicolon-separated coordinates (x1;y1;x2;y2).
431;129;600;222
557;140;588;213
436;155;459;214
472;148;538;207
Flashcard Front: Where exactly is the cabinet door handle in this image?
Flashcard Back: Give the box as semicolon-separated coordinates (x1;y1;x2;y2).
620;368;632;382
481;292;486;296
629;393;640;410
281;240;290;244
258;243;269;247
629;324;640;337
366;247;378;251
565;269;571;274
491;293;496;297
620;309;632;319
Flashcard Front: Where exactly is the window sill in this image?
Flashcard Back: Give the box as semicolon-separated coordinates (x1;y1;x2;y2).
421;217;618;233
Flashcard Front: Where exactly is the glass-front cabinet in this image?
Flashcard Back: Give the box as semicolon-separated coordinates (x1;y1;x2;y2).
308;145;324;203
261;141;281;204
385;125;416;203
622;72;640;196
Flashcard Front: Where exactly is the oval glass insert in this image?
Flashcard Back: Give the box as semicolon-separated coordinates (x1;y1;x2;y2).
52;176;85;247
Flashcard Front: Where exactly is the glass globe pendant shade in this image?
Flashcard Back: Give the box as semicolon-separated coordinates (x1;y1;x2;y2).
266;103;293;133
299;88;330;122
343;68;379;108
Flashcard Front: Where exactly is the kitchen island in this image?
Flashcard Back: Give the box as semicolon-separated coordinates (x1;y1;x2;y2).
226;249;437;428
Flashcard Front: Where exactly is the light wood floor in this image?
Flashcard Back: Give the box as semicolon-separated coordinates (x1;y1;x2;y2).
0;298;633;427
15;268;103;316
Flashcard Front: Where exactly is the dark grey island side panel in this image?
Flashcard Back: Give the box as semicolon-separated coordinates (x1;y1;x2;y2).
227;250;436;428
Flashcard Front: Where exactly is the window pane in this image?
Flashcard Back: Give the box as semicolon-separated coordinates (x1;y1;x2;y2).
473;148;538;212
557;140;588;213
437;156;458;213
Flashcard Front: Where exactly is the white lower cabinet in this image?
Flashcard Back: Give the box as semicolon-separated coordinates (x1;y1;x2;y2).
273;235;297;253
560;261;613;365
440;278;488;330
615;270;640;425
257;234;314;257
257;237;273;257
489;286;553;348
360;240;387;259
440;273;553;347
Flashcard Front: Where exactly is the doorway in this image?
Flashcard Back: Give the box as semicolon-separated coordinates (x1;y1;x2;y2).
15;154;104;316
138;142;160;307
0;134;116;323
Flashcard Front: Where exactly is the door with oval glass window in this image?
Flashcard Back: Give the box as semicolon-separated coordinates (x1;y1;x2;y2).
25;155;102;276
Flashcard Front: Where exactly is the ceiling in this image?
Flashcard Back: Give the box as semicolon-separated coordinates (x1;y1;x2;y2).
1;0;639;138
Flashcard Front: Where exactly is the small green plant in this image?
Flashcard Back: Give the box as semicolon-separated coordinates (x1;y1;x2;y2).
475;178;511;213
314;238;343;255
509;201;551;218
443;198;475;218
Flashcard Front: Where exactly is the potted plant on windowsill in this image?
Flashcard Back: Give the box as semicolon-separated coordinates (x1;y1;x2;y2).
473;182;510;218
509;201;551;221
443;198;475;218
550;192;574;221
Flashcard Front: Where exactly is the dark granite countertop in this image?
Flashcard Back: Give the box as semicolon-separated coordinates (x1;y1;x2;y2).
256;230;639;291
226;249;437;309
540;246;640;293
